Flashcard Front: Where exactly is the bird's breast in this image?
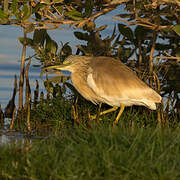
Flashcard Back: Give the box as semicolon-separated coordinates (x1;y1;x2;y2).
71;72;104;104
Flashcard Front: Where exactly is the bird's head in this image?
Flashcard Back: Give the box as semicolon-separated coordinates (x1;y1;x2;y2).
43;55;92;73
43;55;77;73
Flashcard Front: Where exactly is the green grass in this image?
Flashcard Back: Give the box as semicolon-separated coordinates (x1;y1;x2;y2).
28;96;160;133
1;125;180;180
1;96;180;179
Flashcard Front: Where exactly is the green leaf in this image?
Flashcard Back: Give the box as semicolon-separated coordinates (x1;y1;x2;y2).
45;35;58;55
84;0;94;17
175;47;180;58
32;3;46;14
50;40;58;55
55;5;63;14
18;37;25;45
60;43;72;56
45;35;52;51
33;29;47;46
155;43;170;51
10;0;18;14
15;11;21;20
18;37;33;46
124;48;133;58
161;27;172;33
173;25;180;36
134;25;150;40
118;24;134;41
21;5;31;20
48;76;69;84
35;12;41;20
53;0;64;3
65;10;83;20
44;81;54;94
0;19;8;24
74;32;89;40
26;24;35;33
0;9;8;19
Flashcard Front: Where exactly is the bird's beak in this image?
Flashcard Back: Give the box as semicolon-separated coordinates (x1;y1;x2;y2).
43;63;70;71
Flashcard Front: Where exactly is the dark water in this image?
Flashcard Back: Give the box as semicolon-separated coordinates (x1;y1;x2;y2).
0;63;44;109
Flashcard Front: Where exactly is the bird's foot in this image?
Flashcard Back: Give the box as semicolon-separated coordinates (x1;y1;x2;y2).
112;120;118;127
89;114;102;121
112;116;121;127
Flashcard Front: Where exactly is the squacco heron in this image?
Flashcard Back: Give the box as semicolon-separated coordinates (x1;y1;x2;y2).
46;55;162;125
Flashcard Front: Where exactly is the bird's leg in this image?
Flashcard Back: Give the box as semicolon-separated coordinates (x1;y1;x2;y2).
72;96;79;123
113;104;125;126
90;107;118;120
95;103;102;122
99;107;119;116
74;96;78;114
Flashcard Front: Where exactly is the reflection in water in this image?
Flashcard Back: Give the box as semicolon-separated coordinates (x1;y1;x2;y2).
0;130;43;149
0;63;44;110
4;75;17;118
0;133;26;145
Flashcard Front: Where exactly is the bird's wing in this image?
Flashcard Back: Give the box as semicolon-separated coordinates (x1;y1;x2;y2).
87;57;161;104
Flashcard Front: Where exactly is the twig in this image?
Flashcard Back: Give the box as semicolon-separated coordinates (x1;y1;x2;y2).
74;5;119;29
47;10;58;19
149;31;157;87
112;17;133;25
52;5;63;16
18;27;27;110
27;102;31;134
24;57;31;110
112;17;173;31
9;106;16;131
156;56;180;60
